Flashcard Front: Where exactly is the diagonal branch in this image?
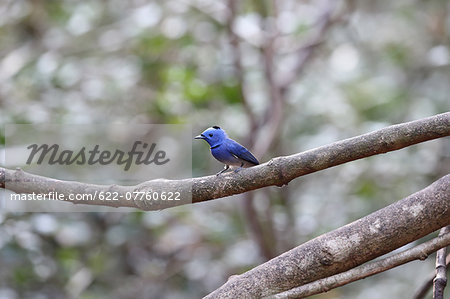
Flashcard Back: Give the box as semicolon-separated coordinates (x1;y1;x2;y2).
204;174;450;298
1;112;449;210
267;228;450;298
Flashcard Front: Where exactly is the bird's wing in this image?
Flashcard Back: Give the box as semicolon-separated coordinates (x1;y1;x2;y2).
226;139;259;165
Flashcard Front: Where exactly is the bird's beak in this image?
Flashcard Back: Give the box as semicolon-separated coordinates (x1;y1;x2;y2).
194;134;205;140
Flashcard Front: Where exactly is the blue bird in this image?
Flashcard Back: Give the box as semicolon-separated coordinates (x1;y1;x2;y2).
195;126;259;176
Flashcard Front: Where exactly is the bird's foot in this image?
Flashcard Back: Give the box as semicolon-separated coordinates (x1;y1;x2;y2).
216;165;230;176
233;163;244;173
233;167;243;173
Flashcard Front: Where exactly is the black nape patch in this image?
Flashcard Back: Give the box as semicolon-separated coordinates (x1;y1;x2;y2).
212;126;221;129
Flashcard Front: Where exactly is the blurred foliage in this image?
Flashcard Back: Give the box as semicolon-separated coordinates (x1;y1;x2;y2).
0;0;449;298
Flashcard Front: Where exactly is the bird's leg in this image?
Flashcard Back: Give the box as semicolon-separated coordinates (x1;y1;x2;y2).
216;165;230;176
233;162;245;173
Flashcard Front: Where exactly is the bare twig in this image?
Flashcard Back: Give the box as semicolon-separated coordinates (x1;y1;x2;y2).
249;0;340;260
204;175;450;298
1;112;449;210
225;0;258;135
245;0;284;261
434;226;450;299
225;0;275;260
253;16;284;158
414;253;450;299
279;0;339;92
267;227;450;298
243;193;276;260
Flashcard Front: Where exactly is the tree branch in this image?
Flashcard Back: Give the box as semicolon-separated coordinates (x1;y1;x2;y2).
414;253;450;299
267;228;450;298
434;226;449;299
225;0;275;260
225;0;258;134
1;112;449;210
278;0;339;92
204;174;450;298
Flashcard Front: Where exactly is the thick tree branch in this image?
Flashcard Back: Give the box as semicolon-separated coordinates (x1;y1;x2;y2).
268;229;450;298
204;174;450;298
1;112;449;210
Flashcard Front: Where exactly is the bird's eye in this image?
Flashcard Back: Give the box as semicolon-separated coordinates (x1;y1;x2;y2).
209;133;213;137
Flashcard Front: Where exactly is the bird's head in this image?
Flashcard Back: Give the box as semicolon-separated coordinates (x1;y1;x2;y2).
194;126;227;147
